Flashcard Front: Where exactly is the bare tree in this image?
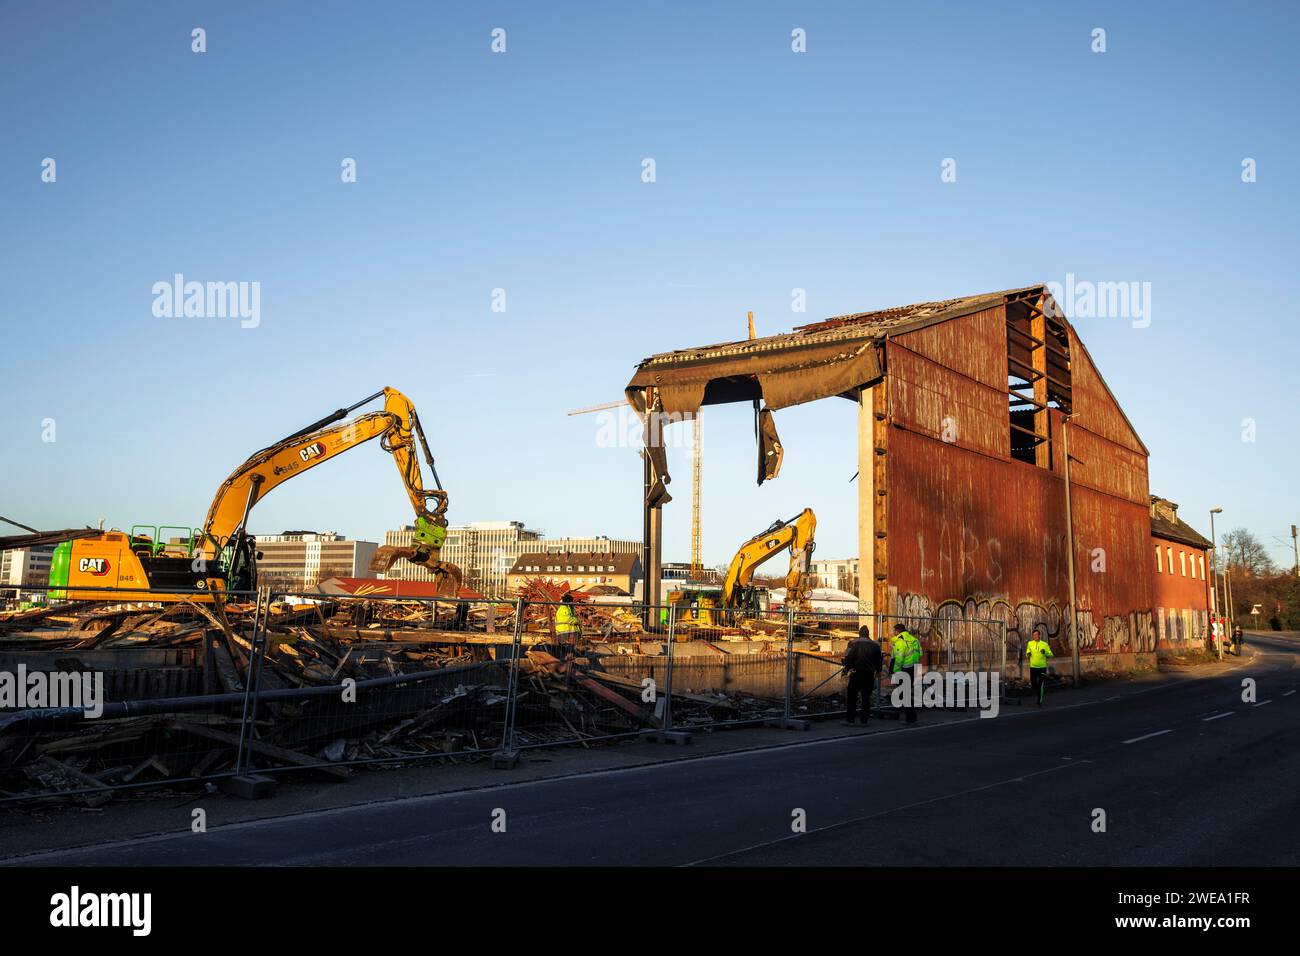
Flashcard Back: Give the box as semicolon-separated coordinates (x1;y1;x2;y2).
1222;528;1276;577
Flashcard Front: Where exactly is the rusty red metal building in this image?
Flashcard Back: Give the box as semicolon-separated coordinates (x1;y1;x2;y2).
626;284;1158;669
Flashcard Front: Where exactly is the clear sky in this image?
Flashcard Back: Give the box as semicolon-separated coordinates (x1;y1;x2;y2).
2;1;1297;569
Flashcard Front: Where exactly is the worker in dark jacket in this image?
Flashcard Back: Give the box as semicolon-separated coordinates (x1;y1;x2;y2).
841;625;883;725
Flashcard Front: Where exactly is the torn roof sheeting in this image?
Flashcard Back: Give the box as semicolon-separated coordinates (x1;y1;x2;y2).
626;286;1037;415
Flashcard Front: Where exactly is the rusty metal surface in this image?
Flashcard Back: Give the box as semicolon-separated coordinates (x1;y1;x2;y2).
882;304;1008;388
887;426;1154;657
1066;328;1148;455
880;296;1155;659
887;339;1008;459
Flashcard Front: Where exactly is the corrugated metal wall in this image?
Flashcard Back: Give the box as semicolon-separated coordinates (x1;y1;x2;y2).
883;306;1154;661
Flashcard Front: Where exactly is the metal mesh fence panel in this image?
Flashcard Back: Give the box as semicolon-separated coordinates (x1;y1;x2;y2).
0;577;1011;806
234;591;520;774
0;583;262;803
875;612;1007;716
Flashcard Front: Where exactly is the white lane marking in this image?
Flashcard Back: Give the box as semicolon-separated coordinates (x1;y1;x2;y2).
1253;700;1272;707
1202;712;1233;722
1123;729;1173;744
1283;690;1296;697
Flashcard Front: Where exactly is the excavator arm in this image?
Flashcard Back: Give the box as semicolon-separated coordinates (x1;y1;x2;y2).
198;387;459;594
721;508;817;613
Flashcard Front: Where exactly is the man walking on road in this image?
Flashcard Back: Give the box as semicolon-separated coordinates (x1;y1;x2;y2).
1232;624;1244;656
891;623;922;724
842;625;882;725
1026;625;1054;707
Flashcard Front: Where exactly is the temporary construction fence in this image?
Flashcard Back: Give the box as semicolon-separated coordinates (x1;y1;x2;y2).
0;583;1007;804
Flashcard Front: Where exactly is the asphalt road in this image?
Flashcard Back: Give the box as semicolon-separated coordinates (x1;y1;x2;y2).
11;634;1297;866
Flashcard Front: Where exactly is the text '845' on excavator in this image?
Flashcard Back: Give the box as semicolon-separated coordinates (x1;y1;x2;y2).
47;387;462;602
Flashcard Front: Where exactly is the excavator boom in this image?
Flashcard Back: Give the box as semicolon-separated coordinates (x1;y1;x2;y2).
721;508;817;613
200;386;458;590
52;387;460;601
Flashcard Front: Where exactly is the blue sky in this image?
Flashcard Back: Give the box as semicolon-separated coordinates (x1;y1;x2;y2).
2;1;1297;568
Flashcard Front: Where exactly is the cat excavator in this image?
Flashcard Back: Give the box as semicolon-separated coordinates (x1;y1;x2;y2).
49;387;461;602
721;508;817;616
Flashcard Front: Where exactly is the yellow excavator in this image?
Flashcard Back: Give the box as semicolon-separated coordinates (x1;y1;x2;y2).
49;387;461;602
721;508;817;616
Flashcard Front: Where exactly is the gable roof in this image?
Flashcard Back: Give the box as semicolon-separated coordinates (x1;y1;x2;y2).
626;285;1041;416
1149;497;1214;550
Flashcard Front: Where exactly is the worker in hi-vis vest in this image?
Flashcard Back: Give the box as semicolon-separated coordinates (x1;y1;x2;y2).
1026;625;1054;707
890;623;922;724
554;592;581;655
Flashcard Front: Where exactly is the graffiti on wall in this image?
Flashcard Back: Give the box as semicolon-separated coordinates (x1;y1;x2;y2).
895;592;1156;661
1156;606;1209;647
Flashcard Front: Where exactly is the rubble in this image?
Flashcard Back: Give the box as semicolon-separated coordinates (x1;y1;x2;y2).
0;594;803;804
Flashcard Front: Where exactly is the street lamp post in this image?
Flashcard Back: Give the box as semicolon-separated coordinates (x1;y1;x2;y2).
1210;508;1224;658
1062;417;1080;687
1225;561;1236;635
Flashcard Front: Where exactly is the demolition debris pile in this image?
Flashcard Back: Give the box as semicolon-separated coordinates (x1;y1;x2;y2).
0;594;793;804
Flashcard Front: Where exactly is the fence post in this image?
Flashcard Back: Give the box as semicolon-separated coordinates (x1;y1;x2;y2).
875;611;885;710
1000;621;1009;700
664;602;676;731
764;601;810;730
233;586;265;776
492;598;525;769
222;585;276;798
643;602;691;744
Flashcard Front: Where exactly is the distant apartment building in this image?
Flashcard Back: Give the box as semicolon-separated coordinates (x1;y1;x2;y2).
1149;497;1214;651
0;544;55;589
810;557;859;597
660;562;721;585
383;521;639;597
507;552;642;596
383;521;541;595
532;536;640;557
252;531;378;591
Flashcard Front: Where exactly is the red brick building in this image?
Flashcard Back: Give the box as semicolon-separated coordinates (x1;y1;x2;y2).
1149;496;1214;651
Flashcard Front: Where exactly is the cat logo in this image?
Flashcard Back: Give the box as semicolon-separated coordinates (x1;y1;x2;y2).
78;557;111;576
299;441;326;463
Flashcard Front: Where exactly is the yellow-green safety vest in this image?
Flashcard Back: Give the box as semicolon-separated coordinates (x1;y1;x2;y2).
891;631;922;672
555;604;581;635
1026;639;1054;669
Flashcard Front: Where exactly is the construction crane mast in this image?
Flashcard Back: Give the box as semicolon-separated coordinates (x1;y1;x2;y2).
690;410;702;578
